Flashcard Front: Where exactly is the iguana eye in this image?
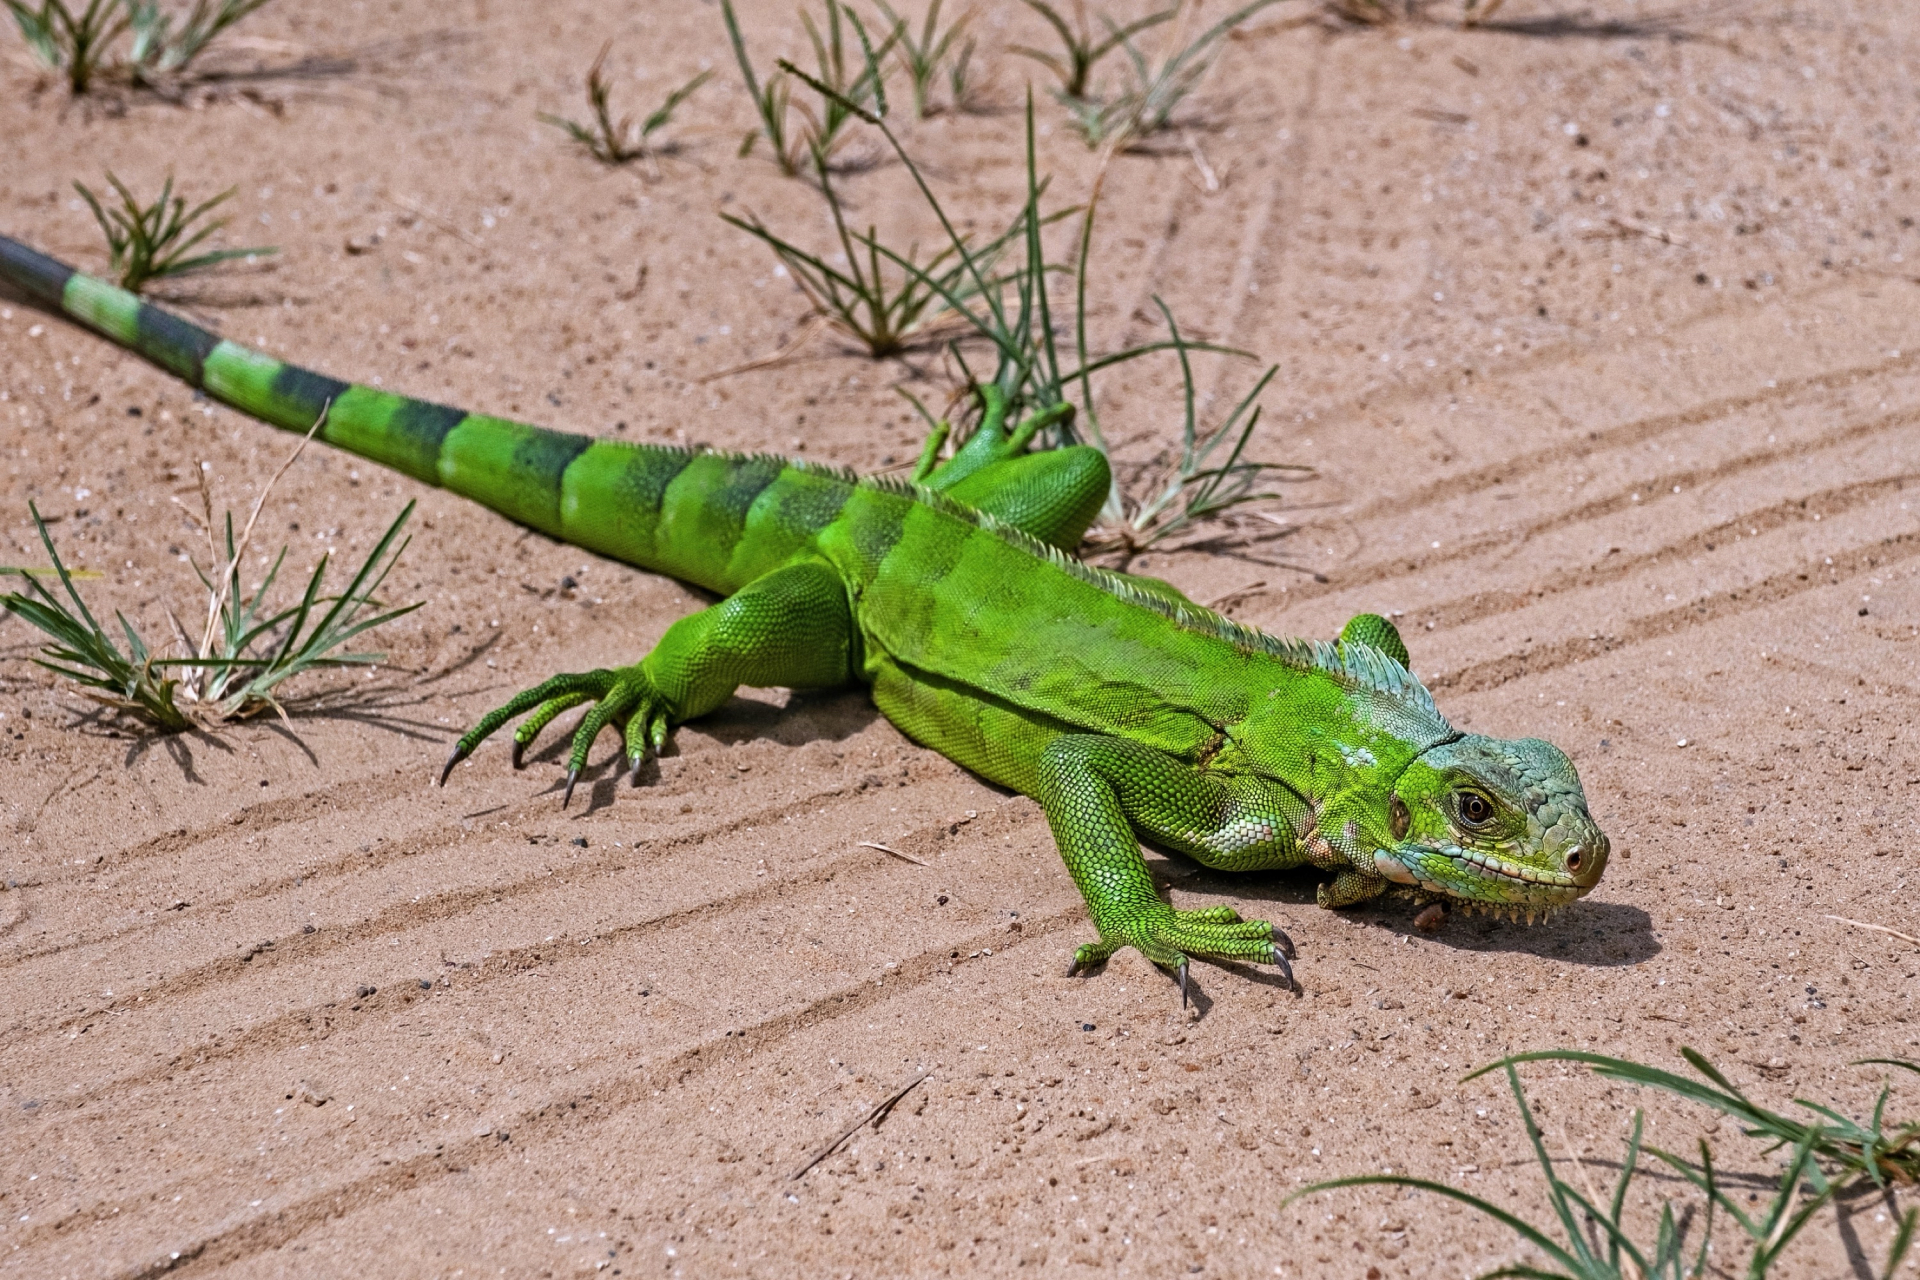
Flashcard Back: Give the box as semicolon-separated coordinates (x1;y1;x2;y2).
1454;790;1495;829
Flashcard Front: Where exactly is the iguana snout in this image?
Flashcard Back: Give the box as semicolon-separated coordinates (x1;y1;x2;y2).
1374;734;1609;915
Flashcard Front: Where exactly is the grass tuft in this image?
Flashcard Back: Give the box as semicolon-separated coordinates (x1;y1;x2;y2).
126;0;274;82
873;0;971;118
723;0;892;177
75;171;275;294
722;147;1046;358
1011;0;1175;103
4;0;127;93
540;42;710;170
0;418;421;732
754;68;1300;537
1059;0;1277;148
1291;1049;1920;1279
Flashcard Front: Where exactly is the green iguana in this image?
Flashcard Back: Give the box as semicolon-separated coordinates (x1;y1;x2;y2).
0;235;1610;995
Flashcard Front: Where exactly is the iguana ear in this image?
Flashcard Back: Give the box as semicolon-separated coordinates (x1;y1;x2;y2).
1338;612;1410;667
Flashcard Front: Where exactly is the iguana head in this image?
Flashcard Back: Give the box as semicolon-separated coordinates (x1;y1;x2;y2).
1371;735;1608;918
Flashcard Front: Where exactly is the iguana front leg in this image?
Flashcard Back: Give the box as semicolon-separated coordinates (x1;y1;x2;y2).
439;558;852;804
1036;734;1302;994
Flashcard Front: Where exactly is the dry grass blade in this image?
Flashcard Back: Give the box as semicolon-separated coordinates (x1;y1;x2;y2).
75;171;275;294
859;840;928;867
790;1070;929;1180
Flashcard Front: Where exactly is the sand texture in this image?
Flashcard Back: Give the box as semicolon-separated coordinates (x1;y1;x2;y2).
3;1;1918;1275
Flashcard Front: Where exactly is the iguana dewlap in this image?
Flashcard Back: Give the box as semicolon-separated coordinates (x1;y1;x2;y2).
0;235;1611;994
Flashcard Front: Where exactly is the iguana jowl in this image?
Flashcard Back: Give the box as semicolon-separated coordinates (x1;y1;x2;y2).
0;236;1611;992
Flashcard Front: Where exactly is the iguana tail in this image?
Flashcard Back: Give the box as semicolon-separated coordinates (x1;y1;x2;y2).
0;235;842;593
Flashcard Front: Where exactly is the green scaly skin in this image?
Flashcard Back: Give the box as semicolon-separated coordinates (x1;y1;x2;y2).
0;235;1612;997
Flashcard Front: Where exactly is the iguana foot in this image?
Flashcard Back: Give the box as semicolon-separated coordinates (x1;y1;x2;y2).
438;664;671;804
1068;904;1295;992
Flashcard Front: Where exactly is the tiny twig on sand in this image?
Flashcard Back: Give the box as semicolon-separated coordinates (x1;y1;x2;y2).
379;192;482;248
1578;214;1690;248
860;840;928;867
790;1070;930;1180
1827;914;1920;948
696;314;832;383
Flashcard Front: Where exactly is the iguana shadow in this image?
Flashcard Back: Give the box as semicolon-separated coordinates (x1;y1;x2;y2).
1174;863;1659;967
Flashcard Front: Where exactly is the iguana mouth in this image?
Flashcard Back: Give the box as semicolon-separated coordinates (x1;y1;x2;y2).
1377;844;1587;907
1448;848;1580;889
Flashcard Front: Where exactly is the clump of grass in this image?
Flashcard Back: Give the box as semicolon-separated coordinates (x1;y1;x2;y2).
1291;1050;1920;1280
4;0;278;93
0;423;421;731
1091;300;1308;551
722;0;892;176
1011;0;1174;102
126;0;273;82
76;171;275;294
873;0;971;118
1061;0;1277;148
723;0;806;175
540;42;710;169
4;0;127;93
798;0;895;159
1483;1047;1920;1188
722;147;1045;357
762;68;1298;537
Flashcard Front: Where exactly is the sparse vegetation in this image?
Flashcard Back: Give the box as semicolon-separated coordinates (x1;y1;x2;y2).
1057;0;1277;148
126;0;272;82
753;68;1297;535
1292;1049;1920;1280
722;157;1033;357
5;0;278;92
722;0;893;176
75;171;275;294
540;42;710;169
5;0;127;93
873;0;971;118
1011;0;1175;103
1;424;421;731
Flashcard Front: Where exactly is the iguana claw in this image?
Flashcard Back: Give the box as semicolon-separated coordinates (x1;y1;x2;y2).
628;753;644;786
1178;960;1190;1008
436;743;469;787
562;768;581;809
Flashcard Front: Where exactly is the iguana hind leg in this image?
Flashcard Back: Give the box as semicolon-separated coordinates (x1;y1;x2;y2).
440;558;853;804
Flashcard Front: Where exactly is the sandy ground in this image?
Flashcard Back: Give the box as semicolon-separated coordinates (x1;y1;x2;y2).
3;1;1919;1276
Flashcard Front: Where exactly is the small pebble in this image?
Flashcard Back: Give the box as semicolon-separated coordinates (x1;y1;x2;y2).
418;979;432;990
570;836;588;848
1080;1023;1096;1032
356;984;376;998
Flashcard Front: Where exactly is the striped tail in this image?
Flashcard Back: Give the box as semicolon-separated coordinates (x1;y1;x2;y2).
1;234;599;537
1;234;865;596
